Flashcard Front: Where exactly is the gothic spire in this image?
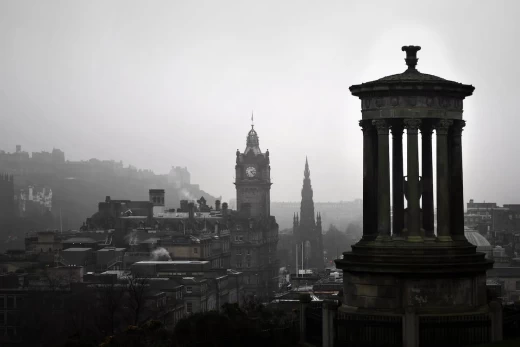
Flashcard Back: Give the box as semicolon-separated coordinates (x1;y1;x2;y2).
300;157;315;226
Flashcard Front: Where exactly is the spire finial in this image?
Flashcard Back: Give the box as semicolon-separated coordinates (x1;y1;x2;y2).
304;157;310;178
251;110;254;128
401;45;421;71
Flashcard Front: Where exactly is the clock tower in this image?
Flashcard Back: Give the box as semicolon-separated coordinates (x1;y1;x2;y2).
235;124;271;218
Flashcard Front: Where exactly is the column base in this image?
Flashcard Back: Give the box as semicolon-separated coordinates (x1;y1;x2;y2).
406;235;424;242
437;235;453;242
376;233;392;242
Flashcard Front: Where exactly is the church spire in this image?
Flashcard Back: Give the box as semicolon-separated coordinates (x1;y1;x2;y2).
304;156;310;178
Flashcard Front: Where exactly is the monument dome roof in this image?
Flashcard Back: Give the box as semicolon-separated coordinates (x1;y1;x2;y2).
464;230;492;250
349;45;474;97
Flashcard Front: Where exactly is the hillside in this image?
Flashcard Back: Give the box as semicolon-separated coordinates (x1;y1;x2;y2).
0;150;217;233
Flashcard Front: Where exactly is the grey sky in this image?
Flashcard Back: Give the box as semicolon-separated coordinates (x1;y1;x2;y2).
0;0;518;204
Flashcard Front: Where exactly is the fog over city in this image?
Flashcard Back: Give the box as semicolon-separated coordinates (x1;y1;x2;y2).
1;0;518;203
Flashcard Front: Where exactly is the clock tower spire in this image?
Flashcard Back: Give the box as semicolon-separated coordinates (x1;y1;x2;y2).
235;122;272;218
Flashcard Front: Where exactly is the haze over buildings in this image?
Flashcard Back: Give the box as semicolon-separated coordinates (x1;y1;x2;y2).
1;0;519;203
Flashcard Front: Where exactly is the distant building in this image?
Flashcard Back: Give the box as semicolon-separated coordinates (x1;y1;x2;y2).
0;174;15;224
232;124;279;298
168;166;191;189
293;158;324;271
17;185;53;215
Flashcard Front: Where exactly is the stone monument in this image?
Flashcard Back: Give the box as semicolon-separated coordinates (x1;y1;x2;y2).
335;46;500;347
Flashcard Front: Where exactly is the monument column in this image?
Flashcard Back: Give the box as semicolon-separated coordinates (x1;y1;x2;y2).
391;121;404;238
450;120;466;241
421;121;435;238
436;119;453;242
360;120;378;241
373;120;391;240
404;119;422;241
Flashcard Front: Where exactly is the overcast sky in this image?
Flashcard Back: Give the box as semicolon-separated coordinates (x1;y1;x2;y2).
1;0;519;204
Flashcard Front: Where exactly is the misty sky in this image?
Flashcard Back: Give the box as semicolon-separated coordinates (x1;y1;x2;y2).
1;0;519;205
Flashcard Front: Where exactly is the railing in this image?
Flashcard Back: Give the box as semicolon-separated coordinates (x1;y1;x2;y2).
54;254;70;266
182;321;299;347
106;255;123;269
335;313;403;347
418;314;491;347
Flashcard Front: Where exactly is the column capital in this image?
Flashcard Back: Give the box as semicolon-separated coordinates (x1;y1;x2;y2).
404;119;421;134
359;120;374;133
451;120;466;136
435;119;453;135
372;119;389;135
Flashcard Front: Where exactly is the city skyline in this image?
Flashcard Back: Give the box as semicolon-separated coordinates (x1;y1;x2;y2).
1;0;519;204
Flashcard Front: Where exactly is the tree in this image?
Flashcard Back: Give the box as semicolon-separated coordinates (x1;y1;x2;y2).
97;282;126;335
125;276;150;326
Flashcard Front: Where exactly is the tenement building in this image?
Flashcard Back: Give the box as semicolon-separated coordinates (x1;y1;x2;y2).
292;158;324;271
232;124;279;299
334;46;500;347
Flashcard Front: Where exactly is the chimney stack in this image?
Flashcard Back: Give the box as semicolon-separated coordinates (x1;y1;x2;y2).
188;202;195;220
222;202;228;217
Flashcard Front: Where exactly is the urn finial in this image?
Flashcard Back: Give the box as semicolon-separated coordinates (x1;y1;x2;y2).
402;45;421;71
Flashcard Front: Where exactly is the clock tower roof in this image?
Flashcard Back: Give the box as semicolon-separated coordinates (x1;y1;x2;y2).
245;125;262;155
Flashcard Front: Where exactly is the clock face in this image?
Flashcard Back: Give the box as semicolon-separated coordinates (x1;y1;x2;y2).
245;166;257;178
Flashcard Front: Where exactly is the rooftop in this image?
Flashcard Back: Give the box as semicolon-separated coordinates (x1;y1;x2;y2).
98;247;126;252
63;247;92;252
350;45;474;97
63;237;97;244
134;260;210;265
464;230;492;249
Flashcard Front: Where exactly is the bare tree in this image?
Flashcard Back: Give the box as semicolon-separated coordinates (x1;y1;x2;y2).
125;276;150;326
97;282;126;335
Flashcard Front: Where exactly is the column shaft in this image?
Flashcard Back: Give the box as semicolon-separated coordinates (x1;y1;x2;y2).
361;120;378;241
436;119;453;241
404;119;422;240
391;122;404;237
373;120;390;240
450;120;466;241
421;122;435;238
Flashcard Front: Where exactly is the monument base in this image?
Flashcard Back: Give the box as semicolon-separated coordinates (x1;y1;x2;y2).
335;239;498;347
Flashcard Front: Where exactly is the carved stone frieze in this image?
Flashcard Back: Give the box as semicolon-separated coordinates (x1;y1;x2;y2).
360;96;464;111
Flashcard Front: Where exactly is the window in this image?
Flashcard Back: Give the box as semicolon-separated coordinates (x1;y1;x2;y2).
246;249;250;255
0;296;5;309
236;248;242;255
246;261;251;268
237;261;242;268
194;248;198;254
245;276;249;284
234;236;239;241
239;236;243;241
186;286;193;294
516;280;520;290
0;312;5;325
187;302;193;313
